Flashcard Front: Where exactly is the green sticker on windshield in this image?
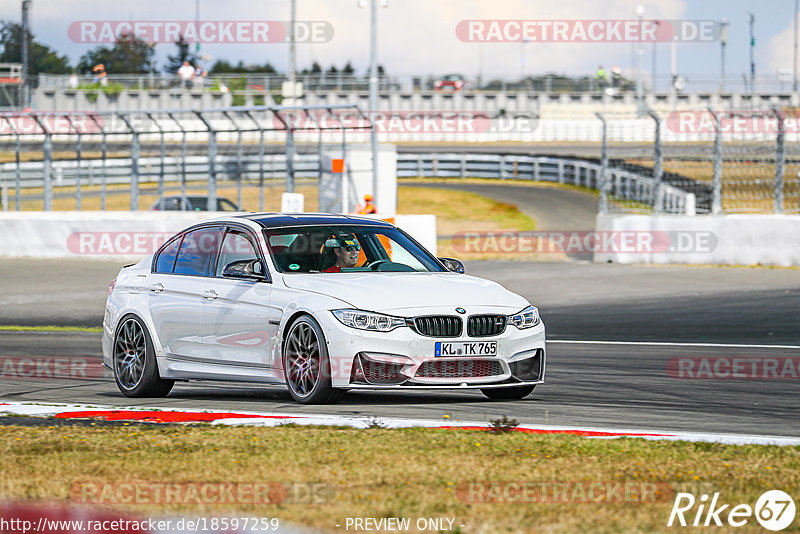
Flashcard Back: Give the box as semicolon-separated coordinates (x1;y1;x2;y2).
289;263;300;270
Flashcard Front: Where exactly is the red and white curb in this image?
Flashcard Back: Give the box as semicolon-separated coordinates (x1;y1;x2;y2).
1;402;799;446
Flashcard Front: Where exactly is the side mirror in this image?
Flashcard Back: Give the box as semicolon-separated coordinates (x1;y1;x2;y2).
222;259;266;280
439;257;465;274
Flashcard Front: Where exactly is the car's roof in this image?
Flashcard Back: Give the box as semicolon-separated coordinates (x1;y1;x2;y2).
235;212;395;229
163;195;233;201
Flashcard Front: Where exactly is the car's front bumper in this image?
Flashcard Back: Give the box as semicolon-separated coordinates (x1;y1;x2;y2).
316;309;546;389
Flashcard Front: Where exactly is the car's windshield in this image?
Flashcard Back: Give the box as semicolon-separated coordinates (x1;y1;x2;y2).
264;225;444;274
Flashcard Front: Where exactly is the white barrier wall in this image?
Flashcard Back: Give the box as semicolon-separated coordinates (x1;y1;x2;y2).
595;214;800;267
0;212;437;260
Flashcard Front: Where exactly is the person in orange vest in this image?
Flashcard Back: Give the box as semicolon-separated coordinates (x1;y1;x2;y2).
357;194;377;214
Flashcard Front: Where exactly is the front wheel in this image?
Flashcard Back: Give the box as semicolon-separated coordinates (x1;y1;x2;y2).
283;315;344;404
113;315;174;398
481;385;535;400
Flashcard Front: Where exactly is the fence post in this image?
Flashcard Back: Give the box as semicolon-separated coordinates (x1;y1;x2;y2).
167;112;188;211
146;112;166;209
4;118;21;211
772;107;785;214
533;157;540;181
194;111;218;210
64;114;83;211
595;111;608;214
708;107;723;214
223;110;245;209
32;114;53;211
88;114;107;210
119;114;141;210
244;110;265;212
647;109;663;213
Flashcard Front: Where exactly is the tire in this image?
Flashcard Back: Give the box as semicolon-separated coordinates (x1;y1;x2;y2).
480;385;535;400
113;315;174;398
283;315;344;404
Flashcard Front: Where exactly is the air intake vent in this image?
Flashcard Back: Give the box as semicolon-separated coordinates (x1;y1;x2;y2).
361;358;405;384
415;359;503;378
508;351;542;381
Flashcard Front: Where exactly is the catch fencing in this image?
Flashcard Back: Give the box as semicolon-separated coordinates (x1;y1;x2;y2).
0;106;796;216
0;105;372;212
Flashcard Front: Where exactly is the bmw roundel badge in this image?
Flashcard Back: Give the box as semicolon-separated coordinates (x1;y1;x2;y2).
455;307;466;314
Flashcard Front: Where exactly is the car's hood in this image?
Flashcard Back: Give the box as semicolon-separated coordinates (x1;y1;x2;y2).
280;272;528;314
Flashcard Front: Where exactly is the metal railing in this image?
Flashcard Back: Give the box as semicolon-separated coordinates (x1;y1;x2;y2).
397;153;695;214
0;105;372;212
1;105;795;216
34;72;800;94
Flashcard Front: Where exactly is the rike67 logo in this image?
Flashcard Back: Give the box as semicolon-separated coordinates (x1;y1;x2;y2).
668;490;796;530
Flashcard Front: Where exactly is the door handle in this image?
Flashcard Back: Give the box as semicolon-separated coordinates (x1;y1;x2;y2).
203;289;218;300
150;282;164;293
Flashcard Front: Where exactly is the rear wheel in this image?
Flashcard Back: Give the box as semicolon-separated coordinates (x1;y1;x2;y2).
481;385;535;400
283;315;344;404
113;315;174;398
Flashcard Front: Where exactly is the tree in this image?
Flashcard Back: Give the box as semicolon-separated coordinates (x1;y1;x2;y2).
77;33;155;74
164;35;196;74
0;21;70;75
342;61;354;75
209;59;277;74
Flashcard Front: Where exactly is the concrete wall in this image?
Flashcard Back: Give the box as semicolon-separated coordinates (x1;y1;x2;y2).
595;213;800;267
0;212;436;260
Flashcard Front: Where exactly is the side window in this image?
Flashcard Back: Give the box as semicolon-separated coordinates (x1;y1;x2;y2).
154;236;181;273
378;235;427;271
173;227;220;276
216;230;260;276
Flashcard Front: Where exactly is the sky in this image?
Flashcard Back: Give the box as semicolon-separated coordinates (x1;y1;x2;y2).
0;0;798;83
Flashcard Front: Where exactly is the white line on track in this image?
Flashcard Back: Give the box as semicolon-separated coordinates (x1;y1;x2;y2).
548;340;800;349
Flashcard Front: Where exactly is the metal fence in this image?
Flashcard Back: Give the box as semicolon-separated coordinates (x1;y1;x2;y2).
0;106;797;216
0;105;372;212
34;72;800;95
397;153;695;214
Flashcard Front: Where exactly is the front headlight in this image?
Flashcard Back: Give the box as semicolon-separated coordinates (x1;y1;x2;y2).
332;309;407;332
507;306;540;329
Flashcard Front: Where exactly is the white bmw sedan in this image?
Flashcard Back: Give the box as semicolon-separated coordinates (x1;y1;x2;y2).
103;213;546;404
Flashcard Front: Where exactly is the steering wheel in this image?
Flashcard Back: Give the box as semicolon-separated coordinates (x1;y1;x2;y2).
363;259;392;270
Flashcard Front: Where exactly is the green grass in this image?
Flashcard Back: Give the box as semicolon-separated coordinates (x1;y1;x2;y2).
1;424;797;533
0;325;102;333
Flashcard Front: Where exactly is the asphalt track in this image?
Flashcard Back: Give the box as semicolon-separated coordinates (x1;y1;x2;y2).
1;183;799;437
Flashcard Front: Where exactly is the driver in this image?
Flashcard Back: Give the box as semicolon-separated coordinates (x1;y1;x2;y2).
322;234;361;272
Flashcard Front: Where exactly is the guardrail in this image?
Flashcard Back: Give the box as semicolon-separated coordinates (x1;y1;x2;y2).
397;153;695;215
1;151;696;215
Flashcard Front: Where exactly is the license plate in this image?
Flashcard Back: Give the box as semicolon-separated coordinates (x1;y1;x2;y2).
435;341;497;357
